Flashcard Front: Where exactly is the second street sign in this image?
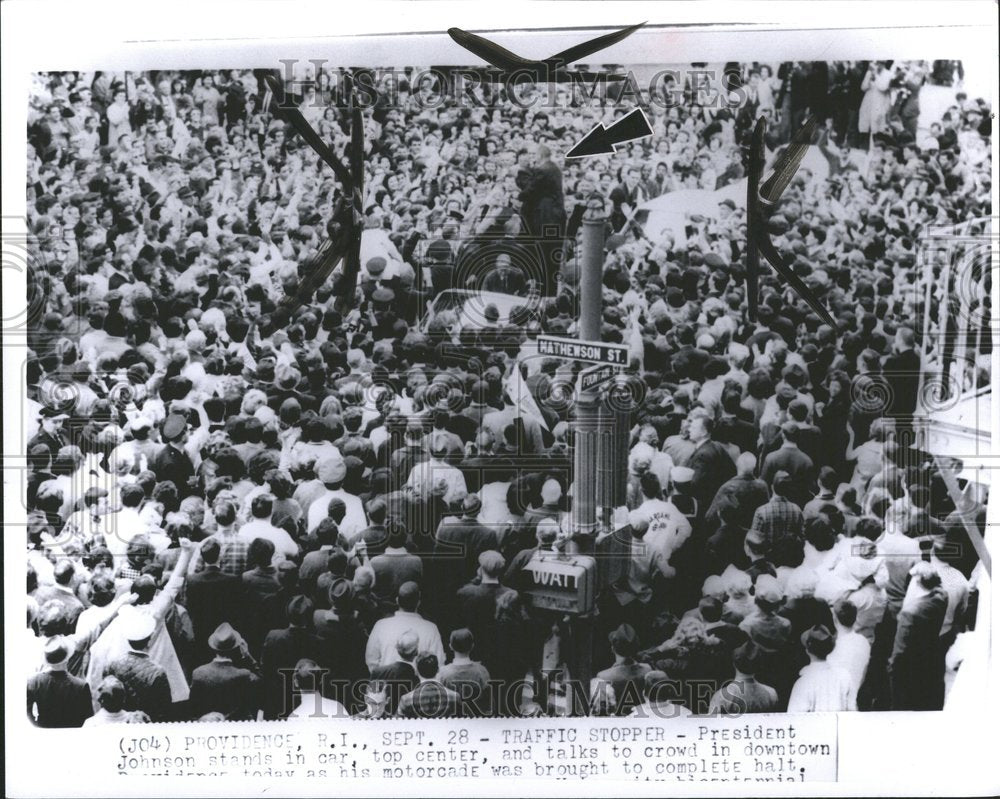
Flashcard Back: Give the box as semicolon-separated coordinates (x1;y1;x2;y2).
578;363;616;392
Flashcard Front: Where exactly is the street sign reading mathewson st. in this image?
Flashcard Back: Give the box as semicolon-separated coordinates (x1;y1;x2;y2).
537;335;629;366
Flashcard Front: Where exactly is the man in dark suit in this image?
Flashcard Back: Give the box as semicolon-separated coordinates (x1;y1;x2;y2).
433;494;499;602
516;144;566;294
761;423;816;508
883;327;921;419
685;415;737;517
591;624;651;716
185;539;242;661
261;596;316;719
189;623;262;720
151;414;196;498
889;564;948;710
670;325;712;381
103;613;173;722
397;653;460;718
704;452;770;531
370;525;423;605
27;637;94;727
456;551;515;672
357;499;389;559
369;630;419;716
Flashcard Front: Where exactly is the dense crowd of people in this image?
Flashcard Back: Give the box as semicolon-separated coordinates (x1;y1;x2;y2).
24;59;991;726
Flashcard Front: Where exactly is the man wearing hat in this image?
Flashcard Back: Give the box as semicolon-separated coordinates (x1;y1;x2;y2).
787;625;855;712
739;574;791;648
27;636;95;727
151;413;196;498
591;623;651;716
189;622;262;720
29;406;70;459
102;611;174;721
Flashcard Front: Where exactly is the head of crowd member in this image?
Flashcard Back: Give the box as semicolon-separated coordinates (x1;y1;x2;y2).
38;602;70;637
53;558;75;588
292;657;330;701
213;498;237;529
316;455;347;490
386;522;408;552
122;611;157;652
353;565;375;595
96;675;128;715
329;578;354;615
397;581;421;614
535;518;560;550
286;595;314;630
909;561;943;596
893;326;916;354
42;636;72;673
608;623;640;662
326;497;347;527
326;548;349;579
248;537;276;571
88;574;117;608
449;628;475;661
771;470;793;499
753;574;784;615
804;517;836;554
477;550;505;584
313;517;339;549
394;630;420;665
688;414;714;446
732;641;763;679
540;478;562;508
639;471;663;501
801;625;835;662
250;493;275;521
833;597;859;634
701;575;727;604
415;652;440;683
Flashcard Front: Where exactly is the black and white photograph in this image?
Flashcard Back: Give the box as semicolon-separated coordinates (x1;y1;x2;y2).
4;2;998;796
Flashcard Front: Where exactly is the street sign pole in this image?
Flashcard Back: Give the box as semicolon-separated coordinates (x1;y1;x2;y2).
568;204;610;708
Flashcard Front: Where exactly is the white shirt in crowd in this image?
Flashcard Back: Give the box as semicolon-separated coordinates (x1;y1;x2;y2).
365;610;445;672
787;660;856;713
306;489;368;544
237;518;299;561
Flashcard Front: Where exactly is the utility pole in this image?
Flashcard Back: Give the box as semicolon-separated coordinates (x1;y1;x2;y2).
571;203;607;549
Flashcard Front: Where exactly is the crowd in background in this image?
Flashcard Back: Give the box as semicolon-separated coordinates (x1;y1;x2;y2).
24;59;992;725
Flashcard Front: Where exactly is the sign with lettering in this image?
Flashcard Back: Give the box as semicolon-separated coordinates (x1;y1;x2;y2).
523;553;596;614
537;336;629;366
578;363;616;392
